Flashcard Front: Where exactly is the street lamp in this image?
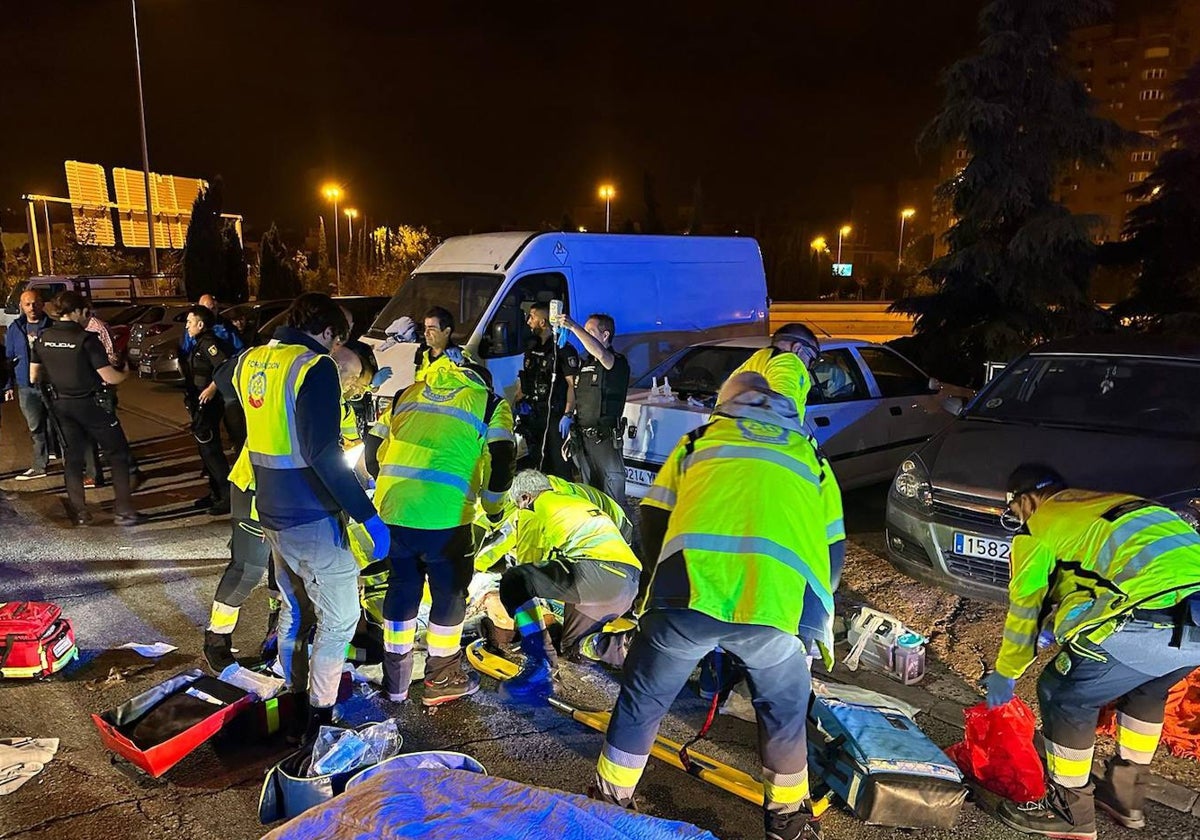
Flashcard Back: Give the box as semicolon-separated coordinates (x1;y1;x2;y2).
598;184;616;232
322;184;343;293
898;208;916;270
130;0;157;275
836;224;852;266
344;207;358;244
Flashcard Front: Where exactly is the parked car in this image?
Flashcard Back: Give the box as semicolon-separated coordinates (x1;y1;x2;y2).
621;336;971;499
126;304;192;365
255;296;390;346
884;335;1200;603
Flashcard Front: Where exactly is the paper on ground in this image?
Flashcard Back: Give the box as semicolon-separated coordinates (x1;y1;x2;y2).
117;641;178;658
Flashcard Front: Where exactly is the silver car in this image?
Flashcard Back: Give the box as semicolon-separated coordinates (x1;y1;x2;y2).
126;304;192;363
621;336;971;497
884;335;1200;603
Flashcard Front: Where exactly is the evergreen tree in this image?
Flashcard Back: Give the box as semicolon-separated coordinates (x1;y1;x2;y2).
221;223;249;303
317;217;330;282
1111;59;1200;329
259;223;301;300
182;177;226;300
894;0;1127;383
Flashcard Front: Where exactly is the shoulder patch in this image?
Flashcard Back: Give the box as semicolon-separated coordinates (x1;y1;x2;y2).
207;344;220;356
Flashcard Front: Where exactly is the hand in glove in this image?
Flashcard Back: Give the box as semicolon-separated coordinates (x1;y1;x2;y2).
984;671;1016;708
443;346;465;366
362;515;390;560
369;366;393;391
558;415;573;439
1036;629;1056;651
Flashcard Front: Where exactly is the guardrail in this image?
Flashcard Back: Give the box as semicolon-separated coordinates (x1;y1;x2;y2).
769;301;915;341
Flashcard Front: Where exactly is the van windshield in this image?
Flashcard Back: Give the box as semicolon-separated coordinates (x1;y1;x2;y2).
368;272;504;344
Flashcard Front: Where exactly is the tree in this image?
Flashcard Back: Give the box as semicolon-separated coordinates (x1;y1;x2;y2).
894;0;1128;384
1110;59;1200;330
221;223;249;303
259;223;301;300
317;216;330;283
182;178;226;300
642;172;664;234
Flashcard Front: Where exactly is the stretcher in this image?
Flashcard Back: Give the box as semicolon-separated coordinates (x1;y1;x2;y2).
465;640;831;817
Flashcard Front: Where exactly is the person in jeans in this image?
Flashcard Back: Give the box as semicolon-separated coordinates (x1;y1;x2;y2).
232;293;389;741
4;290;57;480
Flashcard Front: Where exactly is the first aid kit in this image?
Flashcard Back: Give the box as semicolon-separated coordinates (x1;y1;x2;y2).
844;606;927;685
0;601;77;679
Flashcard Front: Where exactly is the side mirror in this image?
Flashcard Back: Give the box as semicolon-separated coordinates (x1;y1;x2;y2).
488;322;509;356
928;376;942;393
942;396;965;416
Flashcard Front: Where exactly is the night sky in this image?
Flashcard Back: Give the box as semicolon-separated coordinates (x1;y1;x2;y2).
1;1;985;238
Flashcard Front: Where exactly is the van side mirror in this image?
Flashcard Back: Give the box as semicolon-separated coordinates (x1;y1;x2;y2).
928;376;942;393
488;321;510;356
942;396;965;416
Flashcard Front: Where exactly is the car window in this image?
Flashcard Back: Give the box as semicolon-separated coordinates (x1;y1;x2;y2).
140;307;165;324
632;346;756;394
107;305;149;326
372;272;504;345
480;273;568;358
808;349;870;404
857;346;933;398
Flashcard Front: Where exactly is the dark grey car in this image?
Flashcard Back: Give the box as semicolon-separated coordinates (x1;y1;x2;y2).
884;335;1200;603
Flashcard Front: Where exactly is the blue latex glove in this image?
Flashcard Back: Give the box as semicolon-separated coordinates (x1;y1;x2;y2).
1036;629;1056;651
443;346;465;366
369;366;393;391
362;515;390;560
984;671;1016;708
558;415;573;439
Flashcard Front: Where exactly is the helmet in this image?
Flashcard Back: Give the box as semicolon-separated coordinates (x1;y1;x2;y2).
1005;464;1067;503
772;322;821;367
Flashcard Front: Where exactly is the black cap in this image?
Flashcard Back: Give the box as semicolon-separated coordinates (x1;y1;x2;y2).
772;322;820;355
1006;464;1067;499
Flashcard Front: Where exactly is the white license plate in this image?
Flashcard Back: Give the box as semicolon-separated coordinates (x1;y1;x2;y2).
953;532;1011;562
139;362;152;375
625;466;655;487
128;348;141;359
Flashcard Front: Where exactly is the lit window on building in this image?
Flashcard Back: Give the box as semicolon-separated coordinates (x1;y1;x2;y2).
1131;151;1154;162
1129;171;1151;183
1139;89;1164;101
1143;68;1166;80
1144;47;1171;59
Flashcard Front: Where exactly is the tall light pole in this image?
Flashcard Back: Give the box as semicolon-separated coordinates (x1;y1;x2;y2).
131;0;157;275
897;208;916;270
598;184;616;232
322;184;343;293
836;224;852;265
344;207;358;245
810;235;827;270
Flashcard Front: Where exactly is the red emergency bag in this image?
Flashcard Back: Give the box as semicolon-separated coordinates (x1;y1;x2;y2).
0;601;78;679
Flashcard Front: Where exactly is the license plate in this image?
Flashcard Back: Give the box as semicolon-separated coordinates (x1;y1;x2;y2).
139;362;152;375
128;347;141;359
625;466;655;487
953;532;1011;562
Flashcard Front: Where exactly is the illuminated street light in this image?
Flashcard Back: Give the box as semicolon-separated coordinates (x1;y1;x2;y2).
898;208;916;270
344;207;359;244
598;184;616;232
837;224;852;266
322;184;343;293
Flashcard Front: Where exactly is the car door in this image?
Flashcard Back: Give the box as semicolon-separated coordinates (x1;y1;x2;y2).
853;345;946;473
804;347;895;489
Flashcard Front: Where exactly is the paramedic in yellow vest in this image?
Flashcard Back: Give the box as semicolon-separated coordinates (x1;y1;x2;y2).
729;322;821;420
234;293;390;740
984;465;1200;840
416;306;470;382
494;469;641;699
370;353;515;707
592;372;830;840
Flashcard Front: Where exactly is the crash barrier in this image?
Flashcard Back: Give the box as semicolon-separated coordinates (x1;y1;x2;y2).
0;601;78;680
769;302;915;342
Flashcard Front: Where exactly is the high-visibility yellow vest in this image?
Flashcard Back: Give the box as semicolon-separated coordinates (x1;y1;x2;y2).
341;402;361;445
234;343;327;470
642;395;830;635
475;397;515;518
375;364;502;529
729;347;811;420
523;491;640;571
996;490;1200;678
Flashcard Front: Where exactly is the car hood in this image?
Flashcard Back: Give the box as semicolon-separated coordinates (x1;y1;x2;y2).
920;419;1200;502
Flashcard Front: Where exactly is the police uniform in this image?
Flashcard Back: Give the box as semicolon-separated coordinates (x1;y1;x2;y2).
992;490;1200;834
187;329;236;509
518;334;579;480
372;362;515;705
571;347;630;507
594;385;828;835
31;320;139;524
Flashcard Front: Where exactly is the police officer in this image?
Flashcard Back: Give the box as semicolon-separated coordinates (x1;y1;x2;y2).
29;291;143;527
185;305;236;516
369;354;515;707
592;372;830;840
985;465;1200;840
730;322;821;420
554;312;630;508
514;303;579;480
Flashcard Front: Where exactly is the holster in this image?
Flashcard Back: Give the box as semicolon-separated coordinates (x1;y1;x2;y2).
93;387;117;415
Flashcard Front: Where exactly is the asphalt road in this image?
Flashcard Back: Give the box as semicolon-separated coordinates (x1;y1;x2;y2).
0;377;1197;840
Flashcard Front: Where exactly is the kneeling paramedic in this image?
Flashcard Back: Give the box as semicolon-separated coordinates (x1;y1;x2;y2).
497;469;641;699
234;293;389;741
593;372;830;840
985;465;1200;840
370;353;515;706
729;322;820;420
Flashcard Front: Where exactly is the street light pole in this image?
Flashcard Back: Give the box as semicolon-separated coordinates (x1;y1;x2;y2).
322;184;343;294
837;224;852;265
898;208;915;270
598;184;616;233
131;0;158;276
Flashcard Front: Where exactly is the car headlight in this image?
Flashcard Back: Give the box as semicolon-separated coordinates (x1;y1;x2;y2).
891;456;932;510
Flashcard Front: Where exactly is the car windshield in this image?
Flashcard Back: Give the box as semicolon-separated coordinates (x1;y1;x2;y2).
107;305;149;326
368;272;504;344
968;354;1200;438
633;346;757;395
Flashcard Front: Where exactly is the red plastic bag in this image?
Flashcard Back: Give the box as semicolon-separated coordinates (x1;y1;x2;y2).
946;698;1046;803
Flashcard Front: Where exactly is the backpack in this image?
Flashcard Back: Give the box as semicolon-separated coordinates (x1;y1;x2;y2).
0;601;78;679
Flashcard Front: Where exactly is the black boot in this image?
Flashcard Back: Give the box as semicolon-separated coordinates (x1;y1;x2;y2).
996;781;1097;840
480;616;519;655
203;630;237;672
1094;757;1147;829
765;806;822;840
304;703;335;742
260;607;280;661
